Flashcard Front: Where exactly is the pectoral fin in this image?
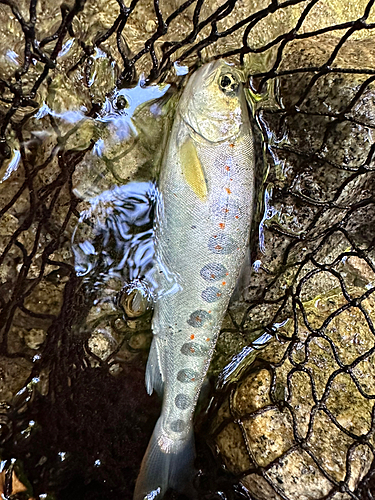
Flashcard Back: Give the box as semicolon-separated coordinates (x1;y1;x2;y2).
180;138;208;201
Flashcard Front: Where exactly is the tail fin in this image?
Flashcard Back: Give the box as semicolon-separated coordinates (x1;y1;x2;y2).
133;418;196;500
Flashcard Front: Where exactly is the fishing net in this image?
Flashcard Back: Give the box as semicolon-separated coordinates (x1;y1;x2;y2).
0;0;375;499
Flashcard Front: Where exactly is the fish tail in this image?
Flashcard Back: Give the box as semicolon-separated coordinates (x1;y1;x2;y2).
133;418;196;500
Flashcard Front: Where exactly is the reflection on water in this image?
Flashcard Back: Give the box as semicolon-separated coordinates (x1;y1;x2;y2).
72;181;156;290
0;149;20;183
216;331;273;389
70;79;173;200
0;72;172;203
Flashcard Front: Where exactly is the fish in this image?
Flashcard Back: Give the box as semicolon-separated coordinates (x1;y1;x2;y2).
133;59;255;500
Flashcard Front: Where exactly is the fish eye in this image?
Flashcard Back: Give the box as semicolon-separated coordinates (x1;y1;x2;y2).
219;72;239;95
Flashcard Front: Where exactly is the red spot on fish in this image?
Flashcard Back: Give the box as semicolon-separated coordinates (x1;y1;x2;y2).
216;292;222;297
225;188;232;195
229;143;235;148
206;338;210;342
215;244;222;250
211;274;216;279
191;378;195;382
190;347;195;354
230;178;233;182
190;334;195;340
222;281;226;286
219;223;225;229
225;165;230;171
235;215;239;219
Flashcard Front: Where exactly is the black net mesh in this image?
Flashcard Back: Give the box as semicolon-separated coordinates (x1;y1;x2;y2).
0;0;375;499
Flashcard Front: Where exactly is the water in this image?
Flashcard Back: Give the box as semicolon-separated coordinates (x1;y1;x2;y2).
72;181;156;284
1;63;372;500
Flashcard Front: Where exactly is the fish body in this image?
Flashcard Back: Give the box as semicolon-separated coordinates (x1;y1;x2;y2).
134;60;255;500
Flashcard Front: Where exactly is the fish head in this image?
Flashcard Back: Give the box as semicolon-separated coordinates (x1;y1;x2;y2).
178;60;248;143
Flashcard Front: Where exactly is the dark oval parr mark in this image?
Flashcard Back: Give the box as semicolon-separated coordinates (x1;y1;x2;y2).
181;342;209;357
213;199;242;220
175;394;191;410
187;309;210;328
200;263;228;282
202;286;222;303
170;419;186;433
208;234;237;255
177;369;199;383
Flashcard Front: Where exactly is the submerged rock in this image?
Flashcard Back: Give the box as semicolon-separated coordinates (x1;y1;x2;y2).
213;288;375;499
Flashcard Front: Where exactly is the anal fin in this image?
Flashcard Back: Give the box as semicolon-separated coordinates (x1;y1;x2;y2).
145;337;165;397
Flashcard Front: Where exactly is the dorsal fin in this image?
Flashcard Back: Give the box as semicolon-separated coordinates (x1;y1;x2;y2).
180;137;208;201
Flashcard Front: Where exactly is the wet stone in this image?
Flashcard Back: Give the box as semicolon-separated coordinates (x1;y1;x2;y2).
177;369;199;383
23;329;46;350
202;286;222;303
200;263;228;282
187;309;211;328
175;394;191;410
170;419;186;433
181;342;209;357
208;234;237;255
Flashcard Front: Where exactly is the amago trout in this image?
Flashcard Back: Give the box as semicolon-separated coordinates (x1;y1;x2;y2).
134;60;255;500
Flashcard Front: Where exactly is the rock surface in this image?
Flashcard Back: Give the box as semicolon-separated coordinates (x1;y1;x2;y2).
214;289;375;499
